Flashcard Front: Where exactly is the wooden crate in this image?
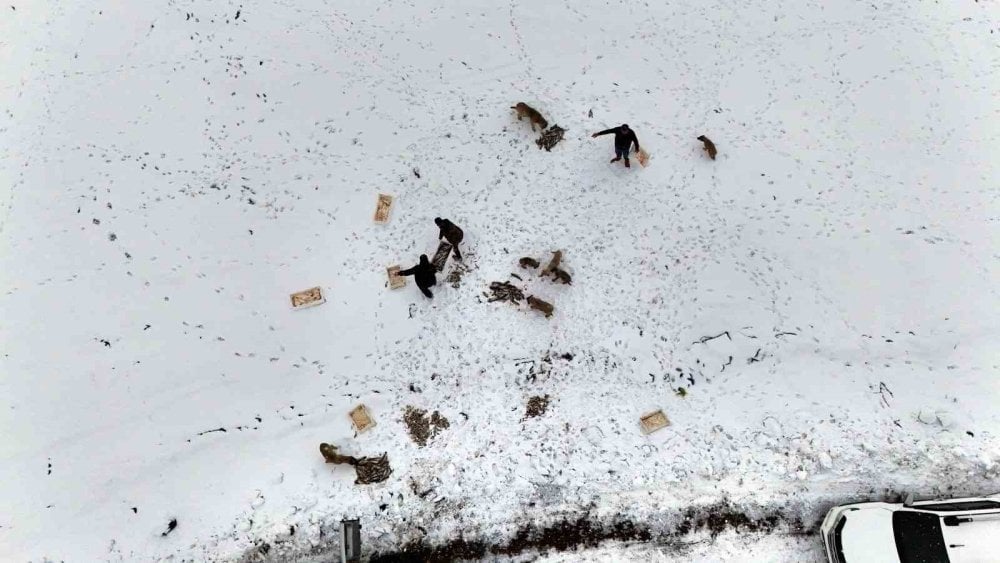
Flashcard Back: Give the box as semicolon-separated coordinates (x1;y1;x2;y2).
387;265;406;289
373;194;394;224
639;409;670;434
349;404;376;433
636;147;651;168
289;286;325;309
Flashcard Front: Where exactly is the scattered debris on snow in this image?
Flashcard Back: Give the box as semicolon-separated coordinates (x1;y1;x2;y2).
403;406;450;447
525;395;551;419
487;281;525;304
536;125;566;152
353;454;392;485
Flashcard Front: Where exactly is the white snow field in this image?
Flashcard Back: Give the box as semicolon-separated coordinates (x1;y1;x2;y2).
2;0;998;561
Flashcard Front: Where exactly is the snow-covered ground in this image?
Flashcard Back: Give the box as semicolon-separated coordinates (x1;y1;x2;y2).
2;0;998;561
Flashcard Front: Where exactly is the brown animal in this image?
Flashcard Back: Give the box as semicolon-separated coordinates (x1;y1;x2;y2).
511;102;548;131
550;267;572;285
526;295;554;318
320;443;358;466
519;257;540;269
539;250;563;277
697;135;717;160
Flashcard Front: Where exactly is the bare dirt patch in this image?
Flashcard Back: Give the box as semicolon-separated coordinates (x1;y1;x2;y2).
525;395;550;419
369;500;802;562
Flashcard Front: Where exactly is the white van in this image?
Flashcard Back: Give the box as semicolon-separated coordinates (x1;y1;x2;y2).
821;495;1000;562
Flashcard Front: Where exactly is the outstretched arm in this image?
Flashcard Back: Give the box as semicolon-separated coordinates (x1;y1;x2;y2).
591;128;615;138
398;267;415;276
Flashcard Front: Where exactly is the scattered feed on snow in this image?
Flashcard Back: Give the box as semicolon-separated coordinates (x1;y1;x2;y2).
536;125;566;152
445;260;471;289
348;404;376;434
403;406;450;447
640;410;671;434
288;286;324;309
372;193;393;224
353;454;392;485
525;395;551;419
487;281;525;304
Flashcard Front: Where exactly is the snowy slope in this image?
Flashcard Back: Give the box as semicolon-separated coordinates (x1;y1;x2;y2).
1;0;998;561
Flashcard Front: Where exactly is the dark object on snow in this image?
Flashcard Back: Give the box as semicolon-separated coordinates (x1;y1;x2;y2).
539;250;563;278
536;125;566;151
488;281;525;304
341;519;362;562
162;518;177;537
434;218;464;261
403;406;450;446
549;267;572;285
526;295;554;318
446;261;471;288
697;135;717;160
525;395;551;418
354;454;392;484
519;257;540;269
399;255;437;298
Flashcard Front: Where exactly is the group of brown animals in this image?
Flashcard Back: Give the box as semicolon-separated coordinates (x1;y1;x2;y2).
513;101;719;160
516;250;571;318
521;250;571;285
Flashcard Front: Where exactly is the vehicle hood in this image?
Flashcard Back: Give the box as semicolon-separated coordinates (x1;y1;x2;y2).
840;508;900;563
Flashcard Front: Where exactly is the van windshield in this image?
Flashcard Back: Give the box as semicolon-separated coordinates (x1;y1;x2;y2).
893;511;949;563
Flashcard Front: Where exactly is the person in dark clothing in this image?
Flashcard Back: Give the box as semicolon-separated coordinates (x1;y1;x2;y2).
399;254;437;298
591;124;640;167
434;217;464;261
